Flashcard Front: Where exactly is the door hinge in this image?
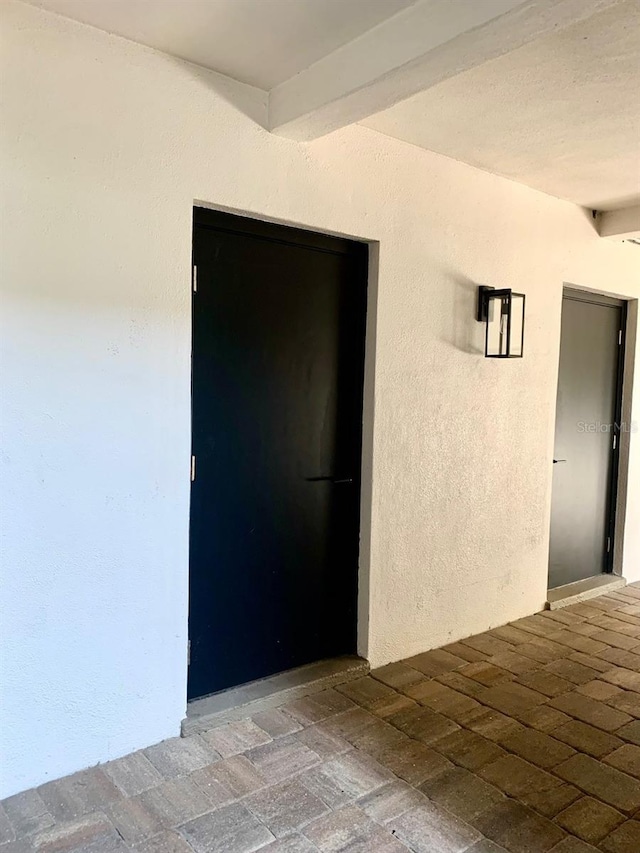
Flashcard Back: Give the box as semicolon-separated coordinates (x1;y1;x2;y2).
607;537;611;553
192;264;198;293
187;640;191;666
191;455;196;482
619;329;622;345
613;434;617;451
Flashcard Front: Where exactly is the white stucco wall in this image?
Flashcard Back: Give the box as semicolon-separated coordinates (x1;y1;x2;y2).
1;1;638;799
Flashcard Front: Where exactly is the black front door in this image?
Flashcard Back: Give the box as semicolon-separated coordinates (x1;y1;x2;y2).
548;289;625;589
188;208;368;700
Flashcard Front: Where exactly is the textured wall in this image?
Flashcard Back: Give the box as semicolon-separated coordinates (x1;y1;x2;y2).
1;1;639;798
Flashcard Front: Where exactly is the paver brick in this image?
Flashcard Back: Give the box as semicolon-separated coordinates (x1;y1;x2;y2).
38;767;123;822
282;689;355;725
477;682;547;716
135;829;195;853
371;692;419;719
2;790;54;837
192;755;265;799
244;778;329;838
144;736;215;779
388;800;482;853
554;753;640;814
599;819;640;853
301;750;392;808
387;704;460;744
544;660;603;685
245;735;321;782
178;802;275;853
251;708;303;738
103;750;164;796
139;776;214;827
500;727;575;769
554;796;625;844
487;652;541;676
547;837;599;853
431;729;506;772
405;680;480;718
304;804;407;853
107;794;165;843
293;723;351;759
0;804;14;845
517;705;572;733
510;615;562;638
336;676;397;710
607;690;640;718
467;840;510;853
568;652;614;673
435;670;487;698
489;625;535;646
440;642;488;663
200;719;272;757
548;692;632;732
404;648;468;677
473;799;565;853
313;708;379;742
597;648;640;672
604;744;640;778
419;767;505;823
544;610;586;627
517;640;574;664
600;667;640;693
516;671;573;698
370;662;427;692
553;720;623;758
356;781;426;824
467;708;526;744
575;680;623;702
616;720;640;744
344;716;406;758
479;755;564;799
460;662;514;688
519;783;581;819
31;814;122;852
376;738;453;786
591;630;640;651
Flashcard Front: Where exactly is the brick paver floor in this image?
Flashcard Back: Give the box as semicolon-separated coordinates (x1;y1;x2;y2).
3;584;640;852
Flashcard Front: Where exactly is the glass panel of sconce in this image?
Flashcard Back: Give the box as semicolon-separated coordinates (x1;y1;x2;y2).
478;287;525;358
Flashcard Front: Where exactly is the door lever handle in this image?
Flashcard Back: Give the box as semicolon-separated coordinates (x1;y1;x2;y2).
553;459;567;464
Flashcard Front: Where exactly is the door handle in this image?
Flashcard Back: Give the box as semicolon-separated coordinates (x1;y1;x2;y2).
553;459;567;464
305;475;354;484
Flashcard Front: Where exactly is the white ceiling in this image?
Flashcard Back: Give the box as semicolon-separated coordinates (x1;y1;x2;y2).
362;0;640;211
23;0;640;212
26;0;416;89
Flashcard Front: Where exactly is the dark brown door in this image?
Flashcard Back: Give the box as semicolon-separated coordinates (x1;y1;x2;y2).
188;208;368;700
548;290;625;589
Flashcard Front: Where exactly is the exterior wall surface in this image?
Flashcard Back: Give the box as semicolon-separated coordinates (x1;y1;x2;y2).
1;0;639;798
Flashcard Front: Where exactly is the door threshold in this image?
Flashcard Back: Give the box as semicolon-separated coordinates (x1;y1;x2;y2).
182;655;369;736
546;574;626;610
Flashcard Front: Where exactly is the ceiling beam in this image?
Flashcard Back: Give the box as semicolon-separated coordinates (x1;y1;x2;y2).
268;0;626;141
599;205;640;241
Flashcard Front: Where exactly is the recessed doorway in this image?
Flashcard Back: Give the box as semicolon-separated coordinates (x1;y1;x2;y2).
548;288;627;590
188;208;369;701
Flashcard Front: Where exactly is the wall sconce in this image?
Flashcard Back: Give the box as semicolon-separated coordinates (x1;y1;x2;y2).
476;286;525;358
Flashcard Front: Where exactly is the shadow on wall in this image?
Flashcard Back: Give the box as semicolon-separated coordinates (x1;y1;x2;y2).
169;55;269;128
439;275;486;356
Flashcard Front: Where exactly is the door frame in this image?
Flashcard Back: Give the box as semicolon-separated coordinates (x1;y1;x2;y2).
552;285;631;582
188;202;378;688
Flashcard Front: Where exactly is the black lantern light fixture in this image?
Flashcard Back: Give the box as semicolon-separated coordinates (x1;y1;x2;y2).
476;286;525;358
